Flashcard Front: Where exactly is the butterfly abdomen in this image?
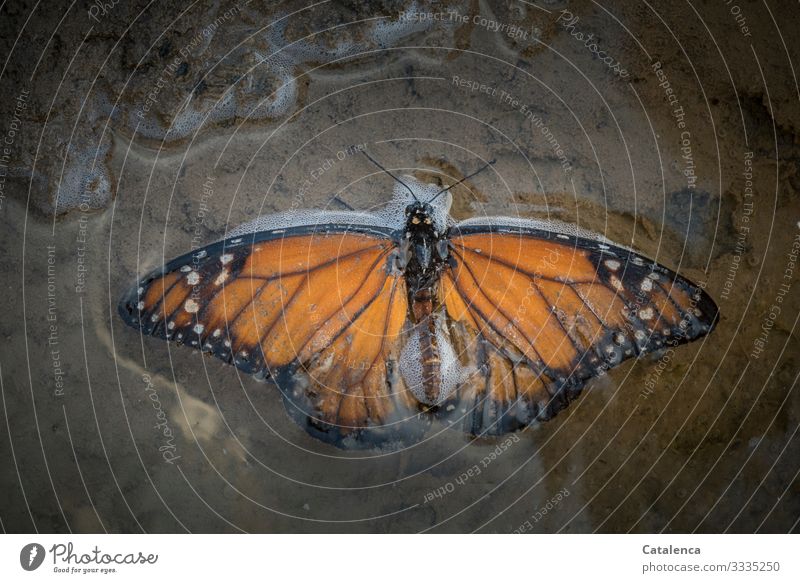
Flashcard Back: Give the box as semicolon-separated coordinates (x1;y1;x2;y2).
411;287;442;404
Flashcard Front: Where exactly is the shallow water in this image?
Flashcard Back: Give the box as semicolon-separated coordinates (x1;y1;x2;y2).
1;1;798;533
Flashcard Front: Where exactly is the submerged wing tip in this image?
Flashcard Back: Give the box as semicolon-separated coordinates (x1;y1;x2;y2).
117;264;170;329
277;376;430;450
679;282;720;341
117;283;145;330
283;409;428;450
698;286;720;331
435;379;578;438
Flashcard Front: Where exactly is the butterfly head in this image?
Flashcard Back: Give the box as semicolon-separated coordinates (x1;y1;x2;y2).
405;201;435;229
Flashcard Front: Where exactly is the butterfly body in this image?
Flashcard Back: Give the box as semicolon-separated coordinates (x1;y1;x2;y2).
399;201;457;406
121;174;718;448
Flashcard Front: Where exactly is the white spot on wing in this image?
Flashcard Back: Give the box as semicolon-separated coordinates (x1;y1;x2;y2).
214;270;229;286
184;299;199;313
220;254;234;265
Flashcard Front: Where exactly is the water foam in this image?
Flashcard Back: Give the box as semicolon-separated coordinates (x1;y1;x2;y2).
226;175;452;237
399;310;468;405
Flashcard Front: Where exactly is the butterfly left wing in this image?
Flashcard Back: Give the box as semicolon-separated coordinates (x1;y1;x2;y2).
436;222;719;436
119;226;423;447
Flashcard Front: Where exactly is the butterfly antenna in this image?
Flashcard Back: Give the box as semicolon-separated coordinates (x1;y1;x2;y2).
362;150;419;202
429;158;497;203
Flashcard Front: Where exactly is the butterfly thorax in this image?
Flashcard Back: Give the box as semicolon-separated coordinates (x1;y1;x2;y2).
402;202;450;295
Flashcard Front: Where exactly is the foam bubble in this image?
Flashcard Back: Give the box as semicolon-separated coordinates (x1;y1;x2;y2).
53;133;114;215
398;310;468;406
455;215;627;250
124;2;440;143
399;327;423;399
227;175;452;238
434;315;466;402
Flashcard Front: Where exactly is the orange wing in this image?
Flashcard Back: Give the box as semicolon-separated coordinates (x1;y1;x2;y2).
119;226;422;446
436;225;718;435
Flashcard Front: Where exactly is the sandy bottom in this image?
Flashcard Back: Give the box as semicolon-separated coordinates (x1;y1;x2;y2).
1;1;798;533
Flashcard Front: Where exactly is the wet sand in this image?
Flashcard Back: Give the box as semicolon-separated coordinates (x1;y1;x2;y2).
0;0;798;532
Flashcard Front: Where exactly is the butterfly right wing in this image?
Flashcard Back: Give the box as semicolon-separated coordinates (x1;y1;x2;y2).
434;223;718;436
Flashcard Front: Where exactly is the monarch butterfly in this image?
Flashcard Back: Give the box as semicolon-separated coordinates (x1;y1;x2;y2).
119;154;718;448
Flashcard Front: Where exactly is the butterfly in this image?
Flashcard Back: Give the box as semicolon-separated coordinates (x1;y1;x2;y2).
119;154;718;448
